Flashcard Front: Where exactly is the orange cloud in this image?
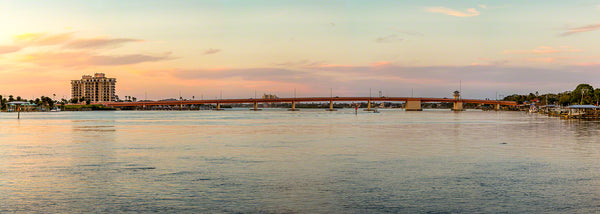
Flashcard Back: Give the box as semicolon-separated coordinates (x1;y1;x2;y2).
63;38;142;49
371;61;393;67
425;7;480;17
0;45;21;54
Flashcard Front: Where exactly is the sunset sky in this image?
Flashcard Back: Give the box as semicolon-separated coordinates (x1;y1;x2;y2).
2;0;600;100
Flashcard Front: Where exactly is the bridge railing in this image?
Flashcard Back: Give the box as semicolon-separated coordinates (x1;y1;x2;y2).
100;96;517;107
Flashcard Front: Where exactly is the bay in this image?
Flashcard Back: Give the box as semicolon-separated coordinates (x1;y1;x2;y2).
1;109;599;213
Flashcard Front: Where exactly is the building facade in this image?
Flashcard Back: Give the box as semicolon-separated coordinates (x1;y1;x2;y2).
71;73;116;103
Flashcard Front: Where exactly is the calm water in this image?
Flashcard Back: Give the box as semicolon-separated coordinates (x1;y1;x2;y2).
1;109;599;213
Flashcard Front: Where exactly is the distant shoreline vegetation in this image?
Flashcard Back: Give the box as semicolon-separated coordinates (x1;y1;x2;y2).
0;94;116;111
502;84;598;106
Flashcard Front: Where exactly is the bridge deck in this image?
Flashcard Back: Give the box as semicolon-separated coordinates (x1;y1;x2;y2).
101;97;517;107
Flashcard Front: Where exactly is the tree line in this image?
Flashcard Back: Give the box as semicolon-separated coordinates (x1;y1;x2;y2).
0;95;93;110
503;84;599;106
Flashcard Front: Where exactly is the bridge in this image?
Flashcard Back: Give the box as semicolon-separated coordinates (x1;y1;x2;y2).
102;96;517;111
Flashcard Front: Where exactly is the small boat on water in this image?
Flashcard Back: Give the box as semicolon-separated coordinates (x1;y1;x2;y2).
50;107;61;112
528;104;538;113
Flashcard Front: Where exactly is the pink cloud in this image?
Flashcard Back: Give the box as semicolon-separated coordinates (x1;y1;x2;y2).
315;64;356;68
425;7;480;17
203;48;221;55
524;57;570;63
503;46;582;54
573;62;600;66
20;51;172;67
562;23;600;36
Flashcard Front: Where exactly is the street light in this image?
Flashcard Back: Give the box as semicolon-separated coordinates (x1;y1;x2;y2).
581;88;589;105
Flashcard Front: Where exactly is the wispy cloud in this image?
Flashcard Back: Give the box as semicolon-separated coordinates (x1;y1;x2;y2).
524;57;570;63
274;59;325;67
425;7;480;17
203;48;221;55
20;51;172;67
3;32;172;68
478;4;487;9
371;61;393;67
11;32;146;50
375;34;403;43
397;30;424;37
63;38;142;49
503;46;583;54
172;68;304;80
472;57;510;66
0;45;22;54
561;23;600;36
13;32;74;46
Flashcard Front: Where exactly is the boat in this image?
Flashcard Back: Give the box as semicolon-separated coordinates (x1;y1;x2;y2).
50;107;61;112
528;104;538;113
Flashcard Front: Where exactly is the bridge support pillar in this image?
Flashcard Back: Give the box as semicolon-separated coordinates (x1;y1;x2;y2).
288;101;299;111
495;104;500;111
452;102;464;111
214;103;224;111
364;100;374;111
327;100;337;111
405;100;422;111
251;102;262;111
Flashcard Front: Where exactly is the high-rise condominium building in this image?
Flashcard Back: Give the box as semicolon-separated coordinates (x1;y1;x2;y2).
71;73;116;102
